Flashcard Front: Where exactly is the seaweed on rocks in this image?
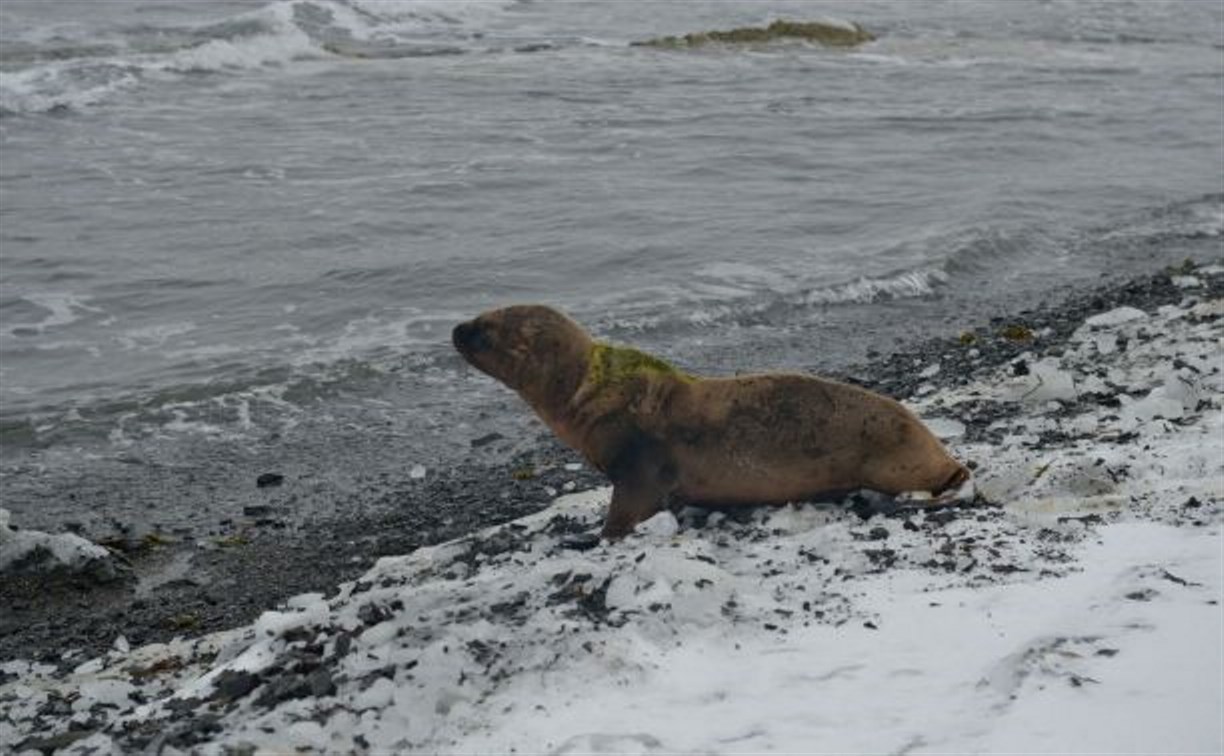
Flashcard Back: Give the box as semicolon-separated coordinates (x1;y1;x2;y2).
633;19;875;49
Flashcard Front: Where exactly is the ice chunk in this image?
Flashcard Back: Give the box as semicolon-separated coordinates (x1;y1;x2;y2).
925;417;966;440
1120;391;1185;427
0;508;123;582
1084;306;1147;328
634;510;679;538
1093;332;1118;355
352;677;396;711
1190;299;1224;318
1006;357;1077;403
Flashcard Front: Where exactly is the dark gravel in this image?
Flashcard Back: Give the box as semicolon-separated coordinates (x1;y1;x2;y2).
1;260;1219;665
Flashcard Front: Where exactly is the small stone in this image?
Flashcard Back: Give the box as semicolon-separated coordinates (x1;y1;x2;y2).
358;602;393;626
256;473;284;488
560;533;601;551
211;669;261;703
254;674;314;708
308;668;336;697
470;432;503;448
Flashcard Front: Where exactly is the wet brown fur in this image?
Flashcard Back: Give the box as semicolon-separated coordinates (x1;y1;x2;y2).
454;305;969;539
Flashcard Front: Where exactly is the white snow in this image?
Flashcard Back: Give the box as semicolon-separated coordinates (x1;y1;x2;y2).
1083;305;1148;328
2;284;1221;755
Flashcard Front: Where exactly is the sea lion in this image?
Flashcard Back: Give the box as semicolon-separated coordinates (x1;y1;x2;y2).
453;305;970;539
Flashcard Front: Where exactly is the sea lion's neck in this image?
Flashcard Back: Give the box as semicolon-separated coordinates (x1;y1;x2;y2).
584;342;693;389
514;339;594;428
557;343;694;441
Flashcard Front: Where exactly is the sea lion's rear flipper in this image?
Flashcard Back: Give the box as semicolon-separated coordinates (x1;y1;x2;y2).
601;435;676;540
894;464;975;509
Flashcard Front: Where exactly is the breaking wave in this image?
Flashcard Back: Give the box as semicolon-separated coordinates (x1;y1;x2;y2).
0;0;523;114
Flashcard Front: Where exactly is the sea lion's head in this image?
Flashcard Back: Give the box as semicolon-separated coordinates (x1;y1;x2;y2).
453;305;593;405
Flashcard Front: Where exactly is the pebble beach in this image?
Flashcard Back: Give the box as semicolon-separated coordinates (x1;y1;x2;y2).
2;260;1220;753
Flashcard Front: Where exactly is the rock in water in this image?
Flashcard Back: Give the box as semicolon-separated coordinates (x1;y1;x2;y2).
633;19;875;49
256;472;285;488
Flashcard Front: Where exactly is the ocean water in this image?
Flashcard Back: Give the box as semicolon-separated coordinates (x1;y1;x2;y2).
1;0;1221;530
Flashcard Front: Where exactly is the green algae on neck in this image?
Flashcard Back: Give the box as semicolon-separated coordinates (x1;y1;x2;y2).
586;343;693;388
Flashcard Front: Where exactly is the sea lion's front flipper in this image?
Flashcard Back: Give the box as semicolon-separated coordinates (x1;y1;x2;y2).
601;435;676;540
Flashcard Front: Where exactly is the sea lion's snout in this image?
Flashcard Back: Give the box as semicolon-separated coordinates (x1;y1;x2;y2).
452;320;490;355
453;305;593;397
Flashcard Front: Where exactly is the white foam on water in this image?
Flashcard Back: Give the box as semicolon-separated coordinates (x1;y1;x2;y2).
3;292;102;335
116;321;197;351
800;266;949;305
348;0;522;28
0;63;140;113
0;0;516;114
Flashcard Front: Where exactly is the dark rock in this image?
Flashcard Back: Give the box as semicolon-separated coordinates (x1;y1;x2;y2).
470;432;504;448
18;729;96;755
559;533;601;551
357;602;393;627
256;473;285;488
210;669;261;703
1159;569;1200;587
863;548;897;568
308;668;336;697
633;19;875;49
924;509;960;527
333;631;353;658
159;714;223;748
243;505;273;518
990;564;1026;575
254;673;314;707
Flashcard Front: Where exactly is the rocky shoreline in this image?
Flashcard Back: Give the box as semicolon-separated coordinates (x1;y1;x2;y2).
1;259;1219;669
1;259;1220;754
